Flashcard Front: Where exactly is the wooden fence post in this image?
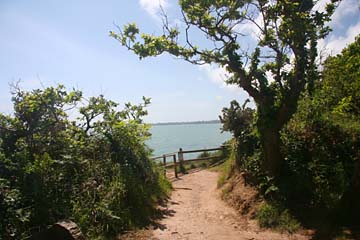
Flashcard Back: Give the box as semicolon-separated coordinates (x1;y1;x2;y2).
163;155;166;177
178;148;184;171
221;145;226;157
173;154;178;178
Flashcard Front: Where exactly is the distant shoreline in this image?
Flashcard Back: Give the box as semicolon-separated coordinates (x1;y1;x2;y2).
151;120;221;126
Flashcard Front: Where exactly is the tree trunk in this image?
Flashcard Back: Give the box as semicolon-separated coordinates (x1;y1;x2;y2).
260;128;282;177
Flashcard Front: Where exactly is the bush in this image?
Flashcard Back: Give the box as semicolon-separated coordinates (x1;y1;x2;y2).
220;100;258;168
0;85;170;239
219;36;360;230
280;98;359;211
256;203;300;233
217;145;236;188
197;151;210;158
200;162;208;168
178;163;187;174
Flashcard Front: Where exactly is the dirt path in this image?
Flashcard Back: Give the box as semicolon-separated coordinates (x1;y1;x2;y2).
121;170;309;240
150;170;310;240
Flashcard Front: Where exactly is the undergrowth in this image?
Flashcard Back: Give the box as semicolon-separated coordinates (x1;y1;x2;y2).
214;143;300;233
256;203;300;233
215;143;235;188
216;157;234;188
0;86;171;239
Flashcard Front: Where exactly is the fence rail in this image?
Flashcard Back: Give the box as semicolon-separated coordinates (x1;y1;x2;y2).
181;147;224;154
151;145;228;178
150;153;176;160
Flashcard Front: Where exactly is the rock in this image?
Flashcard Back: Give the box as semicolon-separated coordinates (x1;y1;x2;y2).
28;220;85;240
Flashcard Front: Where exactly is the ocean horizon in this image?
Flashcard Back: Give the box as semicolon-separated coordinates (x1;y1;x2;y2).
147;122;232;159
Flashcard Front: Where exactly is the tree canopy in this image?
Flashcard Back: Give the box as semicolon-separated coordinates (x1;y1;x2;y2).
111;0;340;176
321;35;360;116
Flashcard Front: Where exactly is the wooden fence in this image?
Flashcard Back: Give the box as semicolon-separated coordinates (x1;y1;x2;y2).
150;145;228;178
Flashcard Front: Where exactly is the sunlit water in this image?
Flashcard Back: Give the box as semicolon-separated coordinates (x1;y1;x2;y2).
147;123;232;160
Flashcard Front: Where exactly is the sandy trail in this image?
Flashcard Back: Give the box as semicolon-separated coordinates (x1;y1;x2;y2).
148;170;308;240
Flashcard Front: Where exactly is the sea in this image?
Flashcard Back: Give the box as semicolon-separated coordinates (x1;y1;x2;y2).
147;123;232;160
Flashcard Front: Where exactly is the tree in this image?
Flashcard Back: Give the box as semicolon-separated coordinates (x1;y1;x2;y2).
321;35;360;116
111;0;339;177
279;35;360;225
320;35;360;223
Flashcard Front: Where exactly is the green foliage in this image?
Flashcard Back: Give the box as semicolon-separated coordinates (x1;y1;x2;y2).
256;203;300;233
196;148;228;164
320;35;360;115
278;38;360;213
197;151;210;158
0;178;30;239
200;162;208;168
216;143;236;188
181;147;230;171
178;164;187;174
220;99;254;139
0;85;170;239
112;0;341;177
281;114;357;209
220;36;360;230
220;100;259;168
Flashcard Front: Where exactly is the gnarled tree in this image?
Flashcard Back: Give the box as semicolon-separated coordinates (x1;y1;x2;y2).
111;0;339;177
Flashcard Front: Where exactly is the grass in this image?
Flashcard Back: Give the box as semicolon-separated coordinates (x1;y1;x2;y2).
256;203;301;233
171;149;228;174
213;154;234;188
214;155;301;234
175;160;209;173
161;148;229;175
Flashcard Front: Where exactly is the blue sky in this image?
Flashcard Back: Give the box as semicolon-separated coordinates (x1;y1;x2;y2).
0;0;359;123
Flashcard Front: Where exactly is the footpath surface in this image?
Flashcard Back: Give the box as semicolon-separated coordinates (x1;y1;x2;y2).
122;170;309;240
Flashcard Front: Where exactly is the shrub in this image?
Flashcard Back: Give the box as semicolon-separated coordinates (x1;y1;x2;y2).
0;85;170;239
220;100;258;168
178;163;187;174
256;203;300;233
220;35;360;230
200;162;208;168
280;100;358;211
217;147;236;188
197;151;210;158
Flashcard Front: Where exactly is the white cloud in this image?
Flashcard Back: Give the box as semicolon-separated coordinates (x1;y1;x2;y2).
317;0;360;56
199;64;230;88
234;13;263;41
314;0;334;13
234;0;360;53
322;21;360;55
139;0;169;20
329;0;359;28
215;95;223;101
199;64;248;95
315;0;359;27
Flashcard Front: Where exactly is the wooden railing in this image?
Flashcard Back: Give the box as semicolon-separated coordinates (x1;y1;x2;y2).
151;145;228;178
